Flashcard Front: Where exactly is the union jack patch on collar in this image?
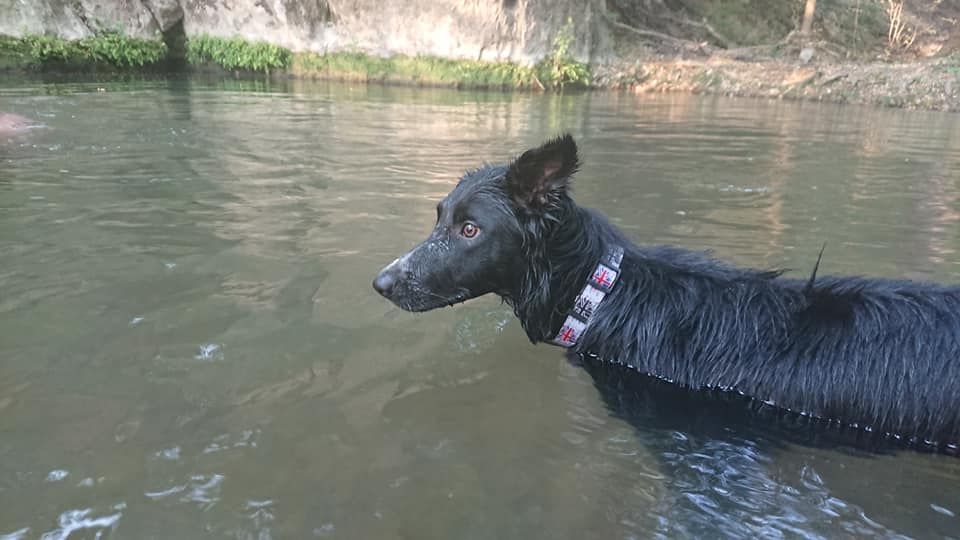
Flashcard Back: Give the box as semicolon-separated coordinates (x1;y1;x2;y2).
554;317;587;347
572;285;605;320
552;245;624;348
590;264;618;292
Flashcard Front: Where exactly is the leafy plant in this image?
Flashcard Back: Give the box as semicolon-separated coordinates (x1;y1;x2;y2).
13;32;167;68
536;18;591;90
83;31;168;67
186;35;292;72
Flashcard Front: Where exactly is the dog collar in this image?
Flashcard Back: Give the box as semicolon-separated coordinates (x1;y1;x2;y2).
551;245;624;348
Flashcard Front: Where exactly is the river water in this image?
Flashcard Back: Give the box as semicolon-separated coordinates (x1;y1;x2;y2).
1;77;959;539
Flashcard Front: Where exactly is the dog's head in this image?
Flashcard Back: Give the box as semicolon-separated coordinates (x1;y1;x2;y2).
373;134;579;312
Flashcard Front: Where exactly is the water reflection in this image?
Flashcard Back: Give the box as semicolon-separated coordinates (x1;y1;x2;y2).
1;77;959;538
584;362;960;538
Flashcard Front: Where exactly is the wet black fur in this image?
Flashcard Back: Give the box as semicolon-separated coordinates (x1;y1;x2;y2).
375;134;960;452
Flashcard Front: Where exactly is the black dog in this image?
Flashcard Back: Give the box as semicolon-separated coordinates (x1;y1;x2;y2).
373;134;960;452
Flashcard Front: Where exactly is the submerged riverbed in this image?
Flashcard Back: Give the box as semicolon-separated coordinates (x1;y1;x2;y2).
1;77;959;538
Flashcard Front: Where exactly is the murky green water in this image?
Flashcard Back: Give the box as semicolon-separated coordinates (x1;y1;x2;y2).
2;77;959;539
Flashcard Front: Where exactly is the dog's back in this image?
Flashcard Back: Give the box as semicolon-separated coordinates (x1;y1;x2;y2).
578;240;960;450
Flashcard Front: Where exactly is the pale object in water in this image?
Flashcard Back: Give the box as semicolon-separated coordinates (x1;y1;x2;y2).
0;112;37;135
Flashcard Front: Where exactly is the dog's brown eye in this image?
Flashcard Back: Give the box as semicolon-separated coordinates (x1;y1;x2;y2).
461;222;479;238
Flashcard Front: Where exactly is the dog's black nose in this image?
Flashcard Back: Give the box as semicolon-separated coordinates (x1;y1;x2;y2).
373;270;396;297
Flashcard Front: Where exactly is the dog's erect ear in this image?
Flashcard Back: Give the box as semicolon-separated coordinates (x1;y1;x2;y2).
506;134;579;209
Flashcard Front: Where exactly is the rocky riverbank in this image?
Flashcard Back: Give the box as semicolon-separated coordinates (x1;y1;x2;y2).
2;0;959;112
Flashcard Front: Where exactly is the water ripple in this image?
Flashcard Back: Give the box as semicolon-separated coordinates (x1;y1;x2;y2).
39;506;123;540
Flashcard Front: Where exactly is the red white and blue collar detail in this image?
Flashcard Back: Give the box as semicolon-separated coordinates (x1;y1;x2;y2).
551;246;625;348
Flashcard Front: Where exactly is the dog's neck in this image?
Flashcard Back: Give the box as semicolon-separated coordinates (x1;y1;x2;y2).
503;203;613;343
549;243;624;348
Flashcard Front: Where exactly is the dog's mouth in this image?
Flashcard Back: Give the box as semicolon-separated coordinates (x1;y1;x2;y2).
391;292;471;312
373;248;475;312
378;281;472;313
395;295;470;312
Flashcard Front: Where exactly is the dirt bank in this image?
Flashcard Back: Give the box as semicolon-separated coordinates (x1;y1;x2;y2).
594;54;960;112
595;0;960;111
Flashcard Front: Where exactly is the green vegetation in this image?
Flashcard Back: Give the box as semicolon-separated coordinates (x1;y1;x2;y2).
0;32;167;69
186;35;292;72
2;26;588;91
0;37;26;69
294;52;538;89
293;18;589;90
294;50;590;90
538;18;591;89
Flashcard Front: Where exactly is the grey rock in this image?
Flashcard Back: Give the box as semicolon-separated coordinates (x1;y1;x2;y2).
0;0;92;39
75;0;161;37
0;0;611;64
0;0;166;38
143;0;184;32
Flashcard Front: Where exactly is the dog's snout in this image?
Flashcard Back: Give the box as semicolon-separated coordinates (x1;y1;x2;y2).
373;268;398;297
374;253;412;298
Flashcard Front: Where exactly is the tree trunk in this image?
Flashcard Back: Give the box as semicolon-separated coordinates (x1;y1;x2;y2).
800;0;817;35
